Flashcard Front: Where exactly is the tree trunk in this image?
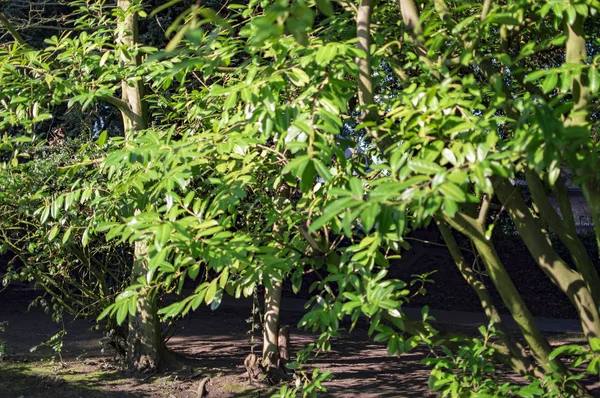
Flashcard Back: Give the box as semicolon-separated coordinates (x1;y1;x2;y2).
442;212;570;376
495;178;600;342
117;0;147;134
436;219;539;377
126;241;163;371
525;170;600;306
262;277;283;367
278;325;290;362
116;0;161;371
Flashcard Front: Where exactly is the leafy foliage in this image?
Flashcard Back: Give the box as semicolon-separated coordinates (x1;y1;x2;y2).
2;0;600;395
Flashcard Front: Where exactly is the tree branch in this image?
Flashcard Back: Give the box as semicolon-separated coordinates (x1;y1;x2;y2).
481;0;493;20
0;12;29;47
356;0;376;122
97;95;141;127
398;0;421;35
436;218;538;377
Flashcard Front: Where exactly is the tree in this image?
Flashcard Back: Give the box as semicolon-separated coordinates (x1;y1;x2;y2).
3;0;600;395
0;0;165;371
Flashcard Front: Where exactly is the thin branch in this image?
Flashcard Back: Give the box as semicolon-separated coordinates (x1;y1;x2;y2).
481;0;493;21
478;194;490;226
404;236;474;254
0;12;29;47
398;0;421;35
97;95;142;127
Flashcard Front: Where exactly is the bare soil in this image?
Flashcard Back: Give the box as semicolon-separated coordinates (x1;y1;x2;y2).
2;286;599;397
0;288;436;398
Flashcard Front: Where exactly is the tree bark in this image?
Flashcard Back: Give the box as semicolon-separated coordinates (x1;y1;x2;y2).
563;12;600;259
436;219;539;377
116;0;161;371
441;212;569;376
564;15;588;126
263;276;283;366
278;325;290;362
356;0;376;122
397;0;421;35
117;0;147;135
494;177;600;343
126;242;163;371
525;170;600;306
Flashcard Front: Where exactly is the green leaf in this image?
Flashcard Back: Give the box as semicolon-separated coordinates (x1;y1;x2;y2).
587;356;600;375
349;177;363;198
219;267;229;289
309;197;360;232
408;159;444;175
155;222;172;251
47;225;59;242
81;228;90;248
565;6;577;26
313;159;332;182
62;227;73;244
223;90;238;110
282;155;310;175
549;344;587;360
96;130;108;147
128;296;138;316
360;203;380;232
441;148;457;165
99;51;111;67
486;13;519;26
300;160;316;193
97;304;117;321
205;279;218;304
116;302;128;325
315;0;334;17
439;182;466;202
542;72;558;94
289;68;310;86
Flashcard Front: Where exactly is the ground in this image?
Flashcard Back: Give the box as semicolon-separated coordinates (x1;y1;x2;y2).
0;288;437;398
0;287;598;397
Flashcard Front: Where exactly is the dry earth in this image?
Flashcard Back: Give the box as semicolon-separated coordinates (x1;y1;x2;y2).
0;288;436;398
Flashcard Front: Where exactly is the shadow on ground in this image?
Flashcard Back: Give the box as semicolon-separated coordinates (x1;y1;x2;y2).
0;362;148;398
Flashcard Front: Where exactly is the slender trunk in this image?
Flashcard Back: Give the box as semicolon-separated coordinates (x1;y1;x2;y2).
397;0;421;35
126;240;163;371
582;182;600;259
356;0;376;122
263;277;283;366
278;325;290;362
565;15;588;126
525;170;600;306
117;0;147;135
117;0;160;371
436;219;538;377
563;12;600;260
495;177;600;342
441;212;569;376
553;175;578;234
